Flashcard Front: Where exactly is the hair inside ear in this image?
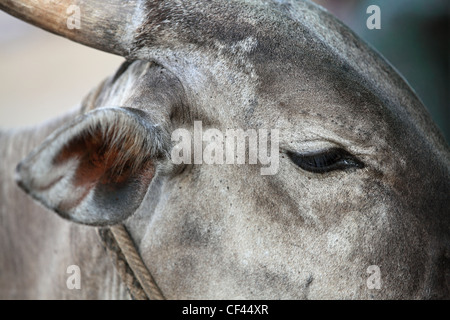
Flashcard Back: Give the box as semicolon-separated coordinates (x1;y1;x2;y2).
16;107;166;226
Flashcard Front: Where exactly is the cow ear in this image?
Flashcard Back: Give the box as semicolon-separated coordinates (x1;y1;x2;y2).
15;107;167;226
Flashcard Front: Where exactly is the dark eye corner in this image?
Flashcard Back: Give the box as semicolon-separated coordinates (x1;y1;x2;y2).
286;148;364;174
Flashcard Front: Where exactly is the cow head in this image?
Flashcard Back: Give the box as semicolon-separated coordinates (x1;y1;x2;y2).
4;0;449;298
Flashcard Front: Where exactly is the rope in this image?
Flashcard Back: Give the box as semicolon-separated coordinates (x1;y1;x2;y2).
97;224;165;300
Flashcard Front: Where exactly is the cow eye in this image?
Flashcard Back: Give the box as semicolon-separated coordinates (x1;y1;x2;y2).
287;148;364;173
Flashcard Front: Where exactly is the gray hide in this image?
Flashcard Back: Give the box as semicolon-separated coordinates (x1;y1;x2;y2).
0;0;449;299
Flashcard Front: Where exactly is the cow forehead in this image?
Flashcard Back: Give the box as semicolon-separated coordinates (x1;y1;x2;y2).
110;0;447;159
129;2;416;129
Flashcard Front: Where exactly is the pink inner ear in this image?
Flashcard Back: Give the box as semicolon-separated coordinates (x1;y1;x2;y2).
53;124;155;212
16;107;162;226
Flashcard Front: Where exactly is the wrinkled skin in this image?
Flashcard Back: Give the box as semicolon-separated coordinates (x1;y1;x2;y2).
1;0;449;299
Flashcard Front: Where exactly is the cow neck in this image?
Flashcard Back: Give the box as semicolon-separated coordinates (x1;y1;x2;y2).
97;224;165;300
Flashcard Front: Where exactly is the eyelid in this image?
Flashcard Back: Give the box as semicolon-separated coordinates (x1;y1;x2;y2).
286;148;364;174
283;137;374;157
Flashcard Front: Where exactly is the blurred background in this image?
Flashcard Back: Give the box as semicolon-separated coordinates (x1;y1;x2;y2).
0;0;449;142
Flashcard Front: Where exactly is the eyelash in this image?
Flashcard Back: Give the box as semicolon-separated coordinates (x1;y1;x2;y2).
287;148;364;173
